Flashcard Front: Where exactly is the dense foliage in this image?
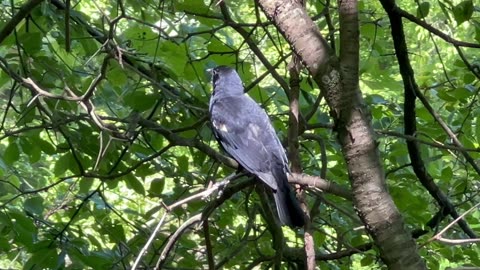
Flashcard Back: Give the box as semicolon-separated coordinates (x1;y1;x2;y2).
0;0;479;269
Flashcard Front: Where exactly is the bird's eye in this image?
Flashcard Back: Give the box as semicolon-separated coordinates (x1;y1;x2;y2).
212;71;220;84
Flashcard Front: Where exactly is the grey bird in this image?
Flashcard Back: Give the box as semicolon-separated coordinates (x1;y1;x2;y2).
209;66;305;227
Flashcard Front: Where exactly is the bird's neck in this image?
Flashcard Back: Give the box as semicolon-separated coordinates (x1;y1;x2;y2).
213;86;244;98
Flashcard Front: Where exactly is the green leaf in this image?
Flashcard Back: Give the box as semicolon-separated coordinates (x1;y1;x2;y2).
24;196;44;216
24;246;59;269
104;222;127;243
463;73;476;84
28;146;41;163
371;106;383;120
453;0;473;25
417;2;430;18
465;248;480;266
177;155;189;172
86;234;105;249
438;1;452;22
451;87;473;101
207;38;233;53
312;230;326;246
53;153;81;176
20;137;42;163
360;23;376;41
124;90;157;112
0;237;9;252
125;173;145;195
135;163;155;178
37;139;56;155
436;90;456;102
149;178;165;196
19;32;43;54
453;59;466;67
70;249;112;269
108;62;128;88
4;141;20;165
350;235;366;246
79;33;100;55
176;0;209;14
158;41;188;77
10;211;36;249
440;167;453;180
453;178;467;194
360;254;374;266
79;178;95;194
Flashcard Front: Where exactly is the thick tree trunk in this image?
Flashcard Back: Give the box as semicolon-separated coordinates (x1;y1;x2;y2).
257;0;427;269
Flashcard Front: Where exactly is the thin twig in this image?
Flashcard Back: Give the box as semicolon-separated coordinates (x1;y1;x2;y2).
132;211;168;270
156;214;203;268
426;202;480;246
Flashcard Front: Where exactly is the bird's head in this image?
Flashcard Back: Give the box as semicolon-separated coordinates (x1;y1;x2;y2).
210;66;244;96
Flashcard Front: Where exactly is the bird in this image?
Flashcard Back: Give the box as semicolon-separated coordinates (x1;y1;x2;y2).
208;66;305;227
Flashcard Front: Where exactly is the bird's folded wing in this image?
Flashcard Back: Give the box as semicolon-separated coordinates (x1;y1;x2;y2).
210;97;278;189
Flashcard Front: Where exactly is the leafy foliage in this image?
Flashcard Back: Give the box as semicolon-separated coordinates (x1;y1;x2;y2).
0;0;479;269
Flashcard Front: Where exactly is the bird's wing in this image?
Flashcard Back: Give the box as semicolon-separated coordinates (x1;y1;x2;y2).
210;95;283;190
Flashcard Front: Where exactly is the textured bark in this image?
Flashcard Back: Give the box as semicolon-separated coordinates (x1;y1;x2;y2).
288;58;316;269
257;0;426;269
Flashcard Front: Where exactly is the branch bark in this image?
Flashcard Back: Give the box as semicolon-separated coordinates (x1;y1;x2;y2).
0;0;44;44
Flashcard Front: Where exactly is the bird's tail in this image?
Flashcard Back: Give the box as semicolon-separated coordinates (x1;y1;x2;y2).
272;171;305;227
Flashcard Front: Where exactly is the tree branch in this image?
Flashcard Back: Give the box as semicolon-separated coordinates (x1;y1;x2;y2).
380;0;477;239
0;0;44;44
394;7;480;48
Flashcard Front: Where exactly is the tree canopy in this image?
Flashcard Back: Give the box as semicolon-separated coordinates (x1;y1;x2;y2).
0;0;479;269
